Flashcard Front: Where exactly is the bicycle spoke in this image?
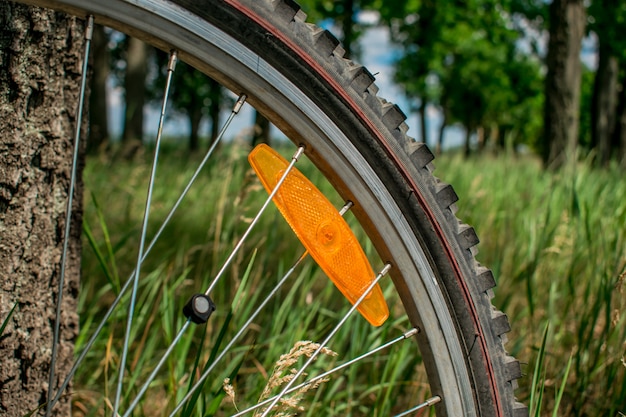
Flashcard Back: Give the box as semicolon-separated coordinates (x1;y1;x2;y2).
258;263;392;417
232;327;418;416
393;396;442;417
202;145;305;297
48;93;248;410
113;50;178;416
45;15;93;417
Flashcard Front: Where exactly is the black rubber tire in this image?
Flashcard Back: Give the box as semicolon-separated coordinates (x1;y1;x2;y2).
14;0;527;415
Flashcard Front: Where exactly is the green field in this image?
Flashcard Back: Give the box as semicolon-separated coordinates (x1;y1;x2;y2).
77;146;625;416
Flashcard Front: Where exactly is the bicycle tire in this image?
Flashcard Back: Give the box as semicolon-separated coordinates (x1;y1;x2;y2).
12;0;526;415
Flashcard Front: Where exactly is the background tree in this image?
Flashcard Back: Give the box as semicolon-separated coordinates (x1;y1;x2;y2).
122;37;150;152
542;0;586;169
302;0;374;58
378;0;443;146
380;0;543;155
588;0;626;166
87;24;109;154
0;4;84;416
151;55;229;152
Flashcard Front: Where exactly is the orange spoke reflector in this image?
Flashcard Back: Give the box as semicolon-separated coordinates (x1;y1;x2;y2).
248;144;389;326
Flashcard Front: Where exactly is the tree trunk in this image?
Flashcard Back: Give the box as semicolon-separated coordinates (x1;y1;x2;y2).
464;126;473;158
189;104;202;152
436;112;447;155
251;110;271;147
87;24;109;154
122;37;148;146
542;0;586;170
613;70;626;168
340;0;355;58
591;42;619;167
0;4;84;416
208;79;221;146
418;99;428;146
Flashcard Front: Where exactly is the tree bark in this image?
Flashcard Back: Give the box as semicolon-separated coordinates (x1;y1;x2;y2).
542;0;586;169
418;99;428;146
208;78;221;146
591;42;619;167
189;102;202;152
464;127;472;158
613;70;626;168
0;4;84;416
87;24;109;154
122;37;148;145
435;112;447;155
251;110;271;147
340;0;355;58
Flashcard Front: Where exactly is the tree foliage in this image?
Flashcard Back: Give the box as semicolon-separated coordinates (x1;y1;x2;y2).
151;52;231;152
377;0;543;153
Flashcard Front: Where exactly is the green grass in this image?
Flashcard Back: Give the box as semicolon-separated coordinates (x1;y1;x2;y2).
76;146;625;416
77;145;425;416
437;153;626;415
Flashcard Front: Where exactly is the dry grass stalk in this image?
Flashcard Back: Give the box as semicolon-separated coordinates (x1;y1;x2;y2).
253;341;337;416
223;378;239;412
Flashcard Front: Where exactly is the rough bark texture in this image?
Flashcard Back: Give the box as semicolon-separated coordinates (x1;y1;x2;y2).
542;0;586;169
0;4;84;416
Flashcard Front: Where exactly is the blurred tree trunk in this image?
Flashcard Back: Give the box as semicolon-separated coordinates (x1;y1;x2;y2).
87;24;109;154
189;101;202;152
208;78;221;146
418;100;428;146
591;42;619;167
614;70;626;168
0;4;84;416
542;0;586;169
340;0;355;58
435;112;447;155
251;110;271;147
464;127;472;158
122;37;148;146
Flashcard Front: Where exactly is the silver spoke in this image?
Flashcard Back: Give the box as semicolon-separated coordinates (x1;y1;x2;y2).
45;15;94;417
393;396;442;417
258;263;392;417
167;251;306;417
122;319;192;417
232;327;418;417
48;93;248;410
167;150;327;417
113;50;178;416
202;145;305;297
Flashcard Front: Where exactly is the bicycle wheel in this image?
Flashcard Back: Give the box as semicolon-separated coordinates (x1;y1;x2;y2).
8;0;526;416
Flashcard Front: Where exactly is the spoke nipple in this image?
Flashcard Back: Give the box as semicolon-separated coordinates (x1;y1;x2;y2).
183;294;216;324
404;327;419;338
293;145;305;161
427;395;442;406
85;15;94;40
233;94;247;113
338;201;354;216
168;51;178;71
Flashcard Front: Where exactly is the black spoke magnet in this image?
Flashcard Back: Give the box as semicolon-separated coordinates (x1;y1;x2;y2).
183;294;216;324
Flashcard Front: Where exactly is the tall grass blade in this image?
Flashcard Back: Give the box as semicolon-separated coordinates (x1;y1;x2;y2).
529;322;549;417
0;302;17;336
